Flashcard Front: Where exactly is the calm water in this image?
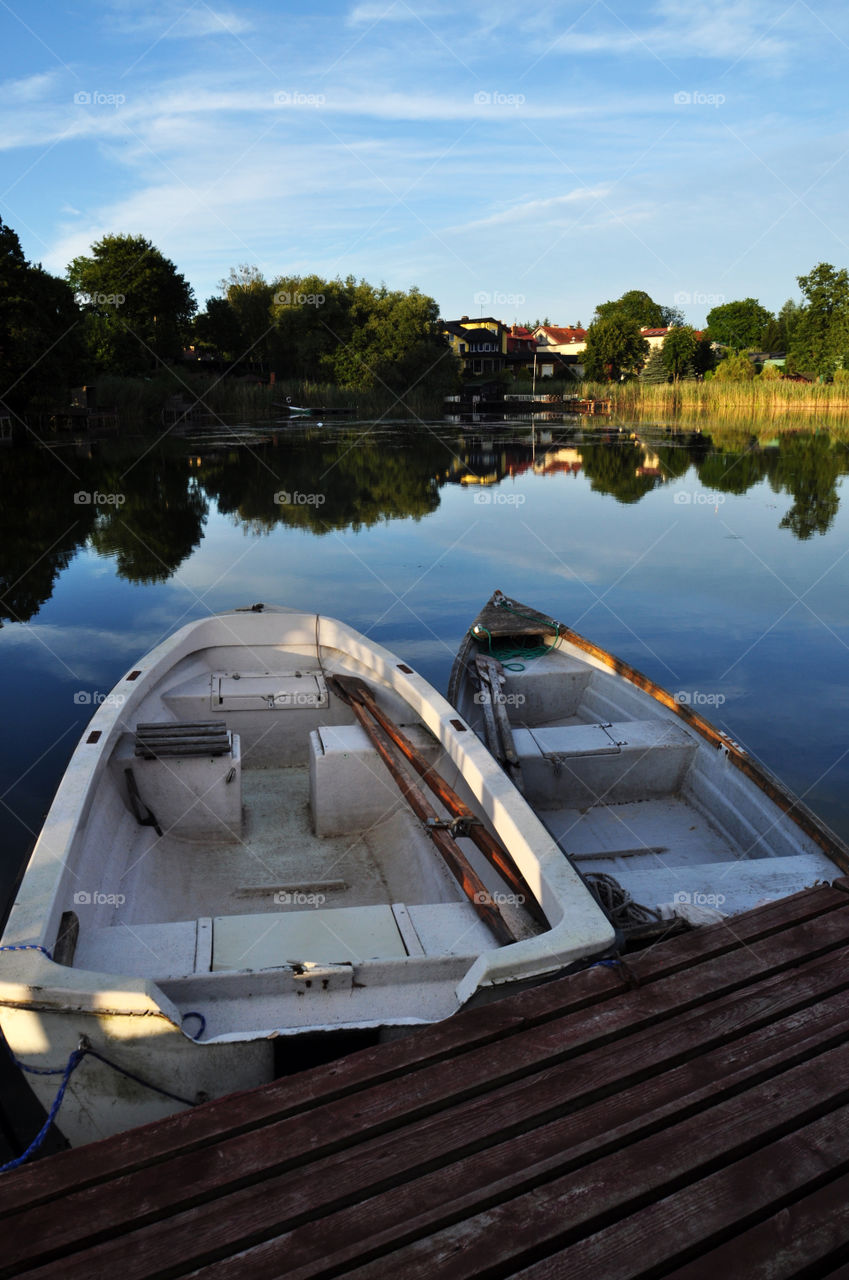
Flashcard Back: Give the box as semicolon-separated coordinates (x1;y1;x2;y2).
2;417;849;921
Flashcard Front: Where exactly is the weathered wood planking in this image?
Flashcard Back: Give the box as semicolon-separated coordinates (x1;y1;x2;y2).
2;882;849;1278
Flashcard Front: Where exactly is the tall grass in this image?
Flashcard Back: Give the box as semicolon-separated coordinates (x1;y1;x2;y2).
94;370;445;427
583;379;849;417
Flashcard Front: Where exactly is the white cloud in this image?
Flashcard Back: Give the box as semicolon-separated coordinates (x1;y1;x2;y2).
0;71;61;102
450;187;613;234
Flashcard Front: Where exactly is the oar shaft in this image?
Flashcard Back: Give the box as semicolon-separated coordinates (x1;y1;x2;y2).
338;678;547;928
344;698;515;946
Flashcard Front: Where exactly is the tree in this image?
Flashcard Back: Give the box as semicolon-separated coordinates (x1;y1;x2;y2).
193;297;246;362
712;351;756;381
595;290;682;329
581;315;649;382
790;263;849;379
0;216;84;414
662;325;698;381
705;298;773;351
640;350;668;384
219;265;276;372
68;234;195;374
692;333;718;377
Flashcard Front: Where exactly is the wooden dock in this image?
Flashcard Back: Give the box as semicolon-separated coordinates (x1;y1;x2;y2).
3;880;849;1276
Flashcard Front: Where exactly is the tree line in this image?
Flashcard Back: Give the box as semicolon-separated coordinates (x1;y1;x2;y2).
0;220;455;416
580;274;849;383
3;211;849;415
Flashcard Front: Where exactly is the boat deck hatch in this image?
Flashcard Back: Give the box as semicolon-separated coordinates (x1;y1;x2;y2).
211;671;328;711
211;904;408;970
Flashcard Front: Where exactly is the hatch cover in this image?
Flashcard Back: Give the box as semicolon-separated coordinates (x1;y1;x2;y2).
210;671;328;711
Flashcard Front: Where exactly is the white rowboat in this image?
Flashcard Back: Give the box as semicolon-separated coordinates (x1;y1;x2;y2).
0;606;613;1146
449;591;848;937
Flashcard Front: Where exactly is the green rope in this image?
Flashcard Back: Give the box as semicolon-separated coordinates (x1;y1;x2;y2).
470;601;563;671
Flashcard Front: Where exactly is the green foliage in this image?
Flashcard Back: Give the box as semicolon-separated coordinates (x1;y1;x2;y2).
662;325;698;380
0;216;84;414
640;350;669;384
595;289;681;329
68;234;195;374
270;275;455;401
193;297;246;361
790;263;849;378
713;351;756;382
759;362;783;381
692;333;718;376
705;298;773;350
582;315;649;382
833;367;849;384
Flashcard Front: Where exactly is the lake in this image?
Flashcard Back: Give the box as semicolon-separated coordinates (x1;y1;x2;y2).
2;415;849;923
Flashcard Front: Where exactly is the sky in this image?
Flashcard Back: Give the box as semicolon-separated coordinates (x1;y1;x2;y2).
1;0;848;328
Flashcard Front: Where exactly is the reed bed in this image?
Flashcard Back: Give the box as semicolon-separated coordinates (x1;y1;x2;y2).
583;379;849;416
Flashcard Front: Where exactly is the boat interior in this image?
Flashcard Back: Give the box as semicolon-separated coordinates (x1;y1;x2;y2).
455;634;840;921
57;637;543;1036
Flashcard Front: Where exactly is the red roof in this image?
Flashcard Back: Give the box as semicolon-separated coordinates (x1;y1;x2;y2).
536;326;586;344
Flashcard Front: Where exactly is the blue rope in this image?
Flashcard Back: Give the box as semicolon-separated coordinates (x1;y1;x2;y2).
0;1039;199;1174
181;1011;206;1040
0;945;53;960
0;1049;85;1173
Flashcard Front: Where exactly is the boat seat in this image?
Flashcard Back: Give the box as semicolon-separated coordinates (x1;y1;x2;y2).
309;723;442;837
121;729;243;843
499;655;592;723
74;918;212;980
512;720;697;808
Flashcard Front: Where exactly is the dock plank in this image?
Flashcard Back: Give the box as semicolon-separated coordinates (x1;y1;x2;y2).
2;884;849;1278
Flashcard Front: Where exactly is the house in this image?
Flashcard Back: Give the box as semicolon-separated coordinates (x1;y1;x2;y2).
442;317;511;376
533;326;587;355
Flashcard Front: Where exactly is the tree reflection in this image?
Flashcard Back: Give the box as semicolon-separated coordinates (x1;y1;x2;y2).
1;425;847;624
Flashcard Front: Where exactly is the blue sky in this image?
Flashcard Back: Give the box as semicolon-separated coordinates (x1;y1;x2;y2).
2;0;848;327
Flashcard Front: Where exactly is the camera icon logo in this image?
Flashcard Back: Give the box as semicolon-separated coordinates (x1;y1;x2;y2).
74;691;92;705
73;91;92;105
73;891;91;904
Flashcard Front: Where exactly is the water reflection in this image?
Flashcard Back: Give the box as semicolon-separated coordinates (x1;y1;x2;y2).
2;421;847;623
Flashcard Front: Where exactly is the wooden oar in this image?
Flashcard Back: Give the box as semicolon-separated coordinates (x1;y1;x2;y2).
329;678;516;946
330;674;547;929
